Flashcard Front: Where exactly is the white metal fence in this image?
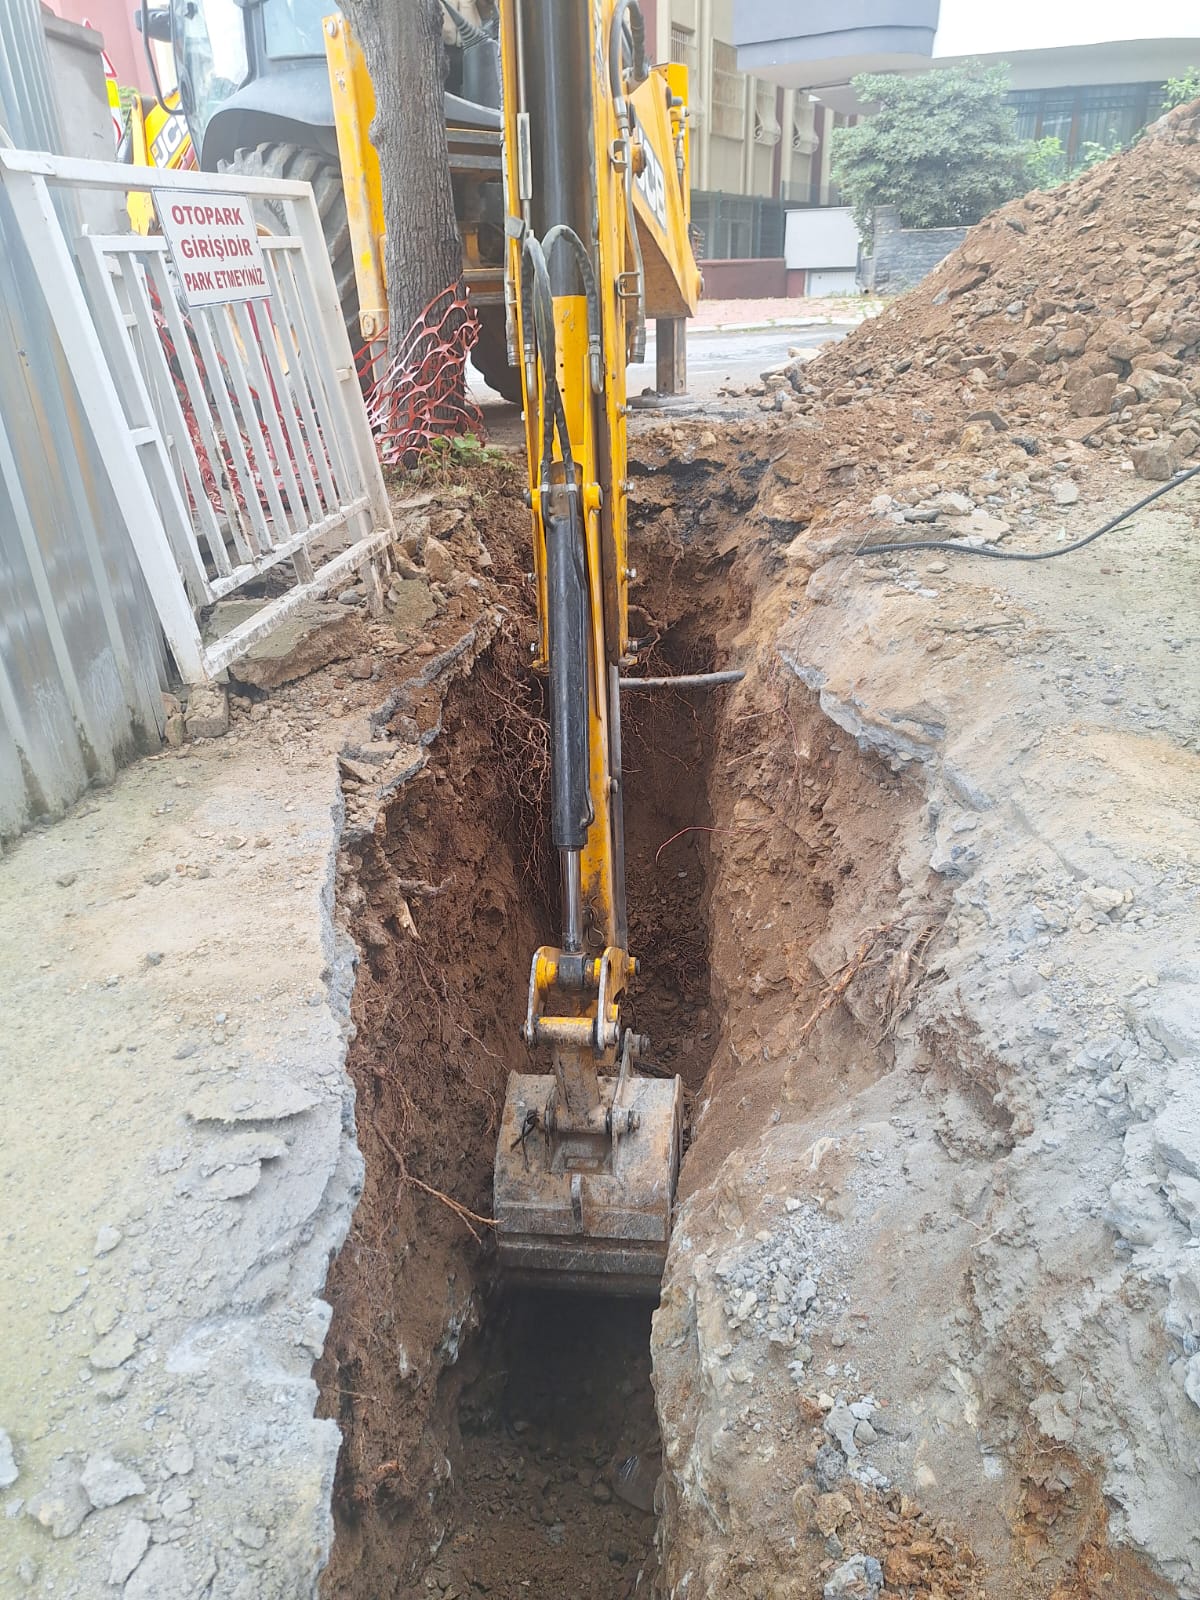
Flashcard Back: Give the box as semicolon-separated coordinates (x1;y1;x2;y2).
0;148;393;682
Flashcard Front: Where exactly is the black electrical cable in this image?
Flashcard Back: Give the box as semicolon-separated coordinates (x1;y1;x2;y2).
849;461;1200;563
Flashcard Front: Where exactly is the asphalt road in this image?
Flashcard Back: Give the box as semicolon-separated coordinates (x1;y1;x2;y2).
626;321;852;400
470;320;854;415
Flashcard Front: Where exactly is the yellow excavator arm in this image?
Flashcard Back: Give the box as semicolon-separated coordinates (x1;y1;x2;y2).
491;0;700;1294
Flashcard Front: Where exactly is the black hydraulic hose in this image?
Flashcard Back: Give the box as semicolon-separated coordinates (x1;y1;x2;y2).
849;463;1200;563
520;233;565;478
608;0;649;112
541;224;603;394
545;492;594;851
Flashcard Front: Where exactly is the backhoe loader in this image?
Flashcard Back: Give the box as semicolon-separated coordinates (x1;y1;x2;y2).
128;0;520;394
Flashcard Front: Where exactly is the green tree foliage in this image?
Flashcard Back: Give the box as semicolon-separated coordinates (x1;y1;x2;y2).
1024;135;1068;190
1024;134;1125;191
831;64;1033;237
1163;67;1200;111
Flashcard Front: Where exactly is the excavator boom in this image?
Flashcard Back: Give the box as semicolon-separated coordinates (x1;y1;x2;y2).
492;0;699;1294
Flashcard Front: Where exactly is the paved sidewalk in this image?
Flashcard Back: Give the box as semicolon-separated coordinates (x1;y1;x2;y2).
0;697;365;1599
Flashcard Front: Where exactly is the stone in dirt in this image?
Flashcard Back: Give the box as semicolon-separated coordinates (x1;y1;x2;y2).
108;1517;151;1585
205;1162;264;1199
122;1543;191;1599
813;1443;845;1491
824;1553;884;1599
823;1403;859;1457
198;1132;288;1176
0;1427;18;1487
25;1456;91;1537
423;536;456;585
163;1443;194;1477
88;1326;138;1370
1131;441;1179;480
225;600;368;691
183;684;229;740
80;1454;146;1509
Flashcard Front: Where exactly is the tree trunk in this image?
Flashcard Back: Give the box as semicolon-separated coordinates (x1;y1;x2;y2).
340;0;463;356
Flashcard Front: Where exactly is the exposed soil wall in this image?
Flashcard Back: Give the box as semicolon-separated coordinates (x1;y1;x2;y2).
320;374;1197;1600
317;439;773;1598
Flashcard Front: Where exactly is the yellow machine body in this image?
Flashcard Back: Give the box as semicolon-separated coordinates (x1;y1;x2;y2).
125;89;194;233
322;15;388;342
492;0;701;1294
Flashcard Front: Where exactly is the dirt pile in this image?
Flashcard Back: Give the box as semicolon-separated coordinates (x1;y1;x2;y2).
772;99;1200;486
635;215;1200;1597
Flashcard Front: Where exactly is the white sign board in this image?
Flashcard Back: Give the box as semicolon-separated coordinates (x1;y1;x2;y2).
154;191;269;308
785;206;858;272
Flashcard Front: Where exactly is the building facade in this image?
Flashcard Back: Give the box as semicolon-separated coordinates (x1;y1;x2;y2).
639;0;852;285
703;0;1200;292
733;1;1200;160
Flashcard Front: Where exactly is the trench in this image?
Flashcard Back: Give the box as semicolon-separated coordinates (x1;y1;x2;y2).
315;444;913;1599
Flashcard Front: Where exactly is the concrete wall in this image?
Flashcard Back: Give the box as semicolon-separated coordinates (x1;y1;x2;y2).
44;0;152;91
41;8;126;233
731;0;1200;86
860;205;966;292
663;0;825;208
700;256;787;297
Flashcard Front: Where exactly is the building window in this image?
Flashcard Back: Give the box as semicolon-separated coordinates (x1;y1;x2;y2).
670;22;696;71
689;190;785;259
711;39;745;140
1009;82;1164;168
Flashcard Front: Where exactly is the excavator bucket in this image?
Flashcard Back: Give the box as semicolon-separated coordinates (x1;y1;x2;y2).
494;1070;683;1296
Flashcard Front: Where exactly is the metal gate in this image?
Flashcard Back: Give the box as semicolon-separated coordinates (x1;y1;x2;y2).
0;148;393;682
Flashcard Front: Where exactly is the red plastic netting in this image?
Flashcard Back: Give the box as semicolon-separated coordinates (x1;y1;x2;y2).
359;284;485;468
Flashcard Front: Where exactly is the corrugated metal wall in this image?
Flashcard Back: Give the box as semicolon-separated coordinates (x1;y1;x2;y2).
0;0;167;844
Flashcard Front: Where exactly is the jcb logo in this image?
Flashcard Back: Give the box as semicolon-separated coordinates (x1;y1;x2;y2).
150;116;188;169
634;133;667;232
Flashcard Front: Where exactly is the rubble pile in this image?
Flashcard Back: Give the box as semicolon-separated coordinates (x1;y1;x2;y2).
776;100;1200;483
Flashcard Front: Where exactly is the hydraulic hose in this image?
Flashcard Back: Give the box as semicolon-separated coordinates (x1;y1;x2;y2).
541;224;603;395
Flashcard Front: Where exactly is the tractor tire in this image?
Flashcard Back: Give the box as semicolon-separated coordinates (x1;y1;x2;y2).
219;142;361;354
472;306;523;404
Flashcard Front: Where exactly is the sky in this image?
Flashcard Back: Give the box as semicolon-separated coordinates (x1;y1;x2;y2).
933;0;1199;56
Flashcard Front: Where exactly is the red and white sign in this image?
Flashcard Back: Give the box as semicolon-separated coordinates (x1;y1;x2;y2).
154;192;270;308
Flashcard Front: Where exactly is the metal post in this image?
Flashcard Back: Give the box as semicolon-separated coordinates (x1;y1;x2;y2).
655;316;687;395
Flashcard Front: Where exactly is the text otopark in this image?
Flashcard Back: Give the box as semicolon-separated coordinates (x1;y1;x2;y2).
167;203;267;294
